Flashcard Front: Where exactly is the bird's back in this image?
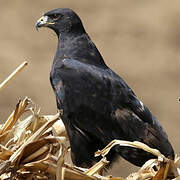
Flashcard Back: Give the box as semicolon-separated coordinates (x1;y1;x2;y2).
50;58;174;167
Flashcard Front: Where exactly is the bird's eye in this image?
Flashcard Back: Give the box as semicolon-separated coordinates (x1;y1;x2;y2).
50;14;61;20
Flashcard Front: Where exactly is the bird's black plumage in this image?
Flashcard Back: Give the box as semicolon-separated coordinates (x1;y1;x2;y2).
36;8;174;168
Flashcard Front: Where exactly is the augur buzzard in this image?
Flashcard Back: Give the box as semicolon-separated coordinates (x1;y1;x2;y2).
36;8;174;168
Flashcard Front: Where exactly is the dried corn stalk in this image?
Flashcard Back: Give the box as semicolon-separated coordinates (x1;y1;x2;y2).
0;62;180;179
0;98;179;180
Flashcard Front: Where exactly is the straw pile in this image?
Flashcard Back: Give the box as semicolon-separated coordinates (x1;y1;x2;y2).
0;62;180;180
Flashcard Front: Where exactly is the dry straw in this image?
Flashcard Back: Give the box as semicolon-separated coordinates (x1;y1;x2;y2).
0;62;179;179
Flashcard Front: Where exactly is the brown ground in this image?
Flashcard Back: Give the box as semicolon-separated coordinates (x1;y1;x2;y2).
0;0;180;177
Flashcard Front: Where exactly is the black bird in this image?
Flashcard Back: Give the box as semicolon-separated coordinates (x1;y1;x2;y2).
36;8;174;168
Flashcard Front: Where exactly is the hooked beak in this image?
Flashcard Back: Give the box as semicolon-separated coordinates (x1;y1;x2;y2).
36;15;55;31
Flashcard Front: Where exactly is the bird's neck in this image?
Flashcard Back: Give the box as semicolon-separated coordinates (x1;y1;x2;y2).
54;32;107;67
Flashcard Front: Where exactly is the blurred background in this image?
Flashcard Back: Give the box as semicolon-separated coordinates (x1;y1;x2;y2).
0;0;180;177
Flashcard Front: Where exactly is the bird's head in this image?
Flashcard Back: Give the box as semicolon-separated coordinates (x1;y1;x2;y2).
36;8;85;36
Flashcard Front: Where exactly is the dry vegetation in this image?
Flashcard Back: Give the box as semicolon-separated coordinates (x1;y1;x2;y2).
0;62;180;180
